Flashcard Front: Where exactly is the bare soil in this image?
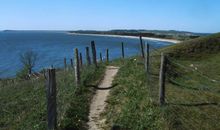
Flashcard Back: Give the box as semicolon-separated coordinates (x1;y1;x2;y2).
88;66;119;130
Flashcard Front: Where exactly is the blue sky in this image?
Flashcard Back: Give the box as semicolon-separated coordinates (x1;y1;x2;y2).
0;0;219;33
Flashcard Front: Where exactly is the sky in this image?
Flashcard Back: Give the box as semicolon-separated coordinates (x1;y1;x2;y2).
0;0;219;33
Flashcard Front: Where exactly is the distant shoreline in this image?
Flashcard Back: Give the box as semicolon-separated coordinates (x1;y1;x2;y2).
68;33;181;43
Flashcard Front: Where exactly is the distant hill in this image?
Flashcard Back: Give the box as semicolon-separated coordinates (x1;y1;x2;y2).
2;30;14;32
69;29;211;41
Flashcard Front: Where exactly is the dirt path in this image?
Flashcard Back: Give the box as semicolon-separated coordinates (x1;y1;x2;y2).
88;66;119;130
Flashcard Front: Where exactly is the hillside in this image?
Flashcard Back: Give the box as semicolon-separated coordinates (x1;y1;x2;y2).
164;32;220;57
102;33;220;129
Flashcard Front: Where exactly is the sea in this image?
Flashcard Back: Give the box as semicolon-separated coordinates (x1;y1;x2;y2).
0;31;173;78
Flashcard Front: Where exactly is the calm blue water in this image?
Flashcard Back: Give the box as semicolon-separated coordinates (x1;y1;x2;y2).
0;31;173;78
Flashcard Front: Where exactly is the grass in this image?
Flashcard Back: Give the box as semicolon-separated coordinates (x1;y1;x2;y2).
163;53;220;130
103;33;220;129
103;57;164;129
162;32;220;58
0;64;105;130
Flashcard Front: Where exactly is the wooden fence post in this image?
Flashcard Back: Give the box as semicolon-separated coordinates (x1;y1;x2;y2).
74;48;80;86
70;58;74;68
91;41;97;67
121;42;125;58
64;57;67;71
100;52;103;62
79;52;83;68
140;36;145;58
86;47;91;65
159;53;167;106
46;68;57;130
146;43;150;73
106;49;109;63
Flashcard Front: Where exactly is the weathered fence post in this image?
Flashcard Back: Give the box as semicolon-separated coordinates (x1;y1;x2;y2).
146;43;150;73
70;58;74;68
79;52;83;68
100;52;103;62
159;53;167;106
121;42;125;58
64;57;67;71
86;47;91;65
91;41;97;67
106;49;109;63
140;36;145;58
74;48;80;86
46;68;57;130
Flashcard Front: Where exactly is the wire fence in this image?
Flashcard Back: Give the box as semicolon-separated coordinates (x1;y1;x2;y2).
143;43;220;105
142;42;220;128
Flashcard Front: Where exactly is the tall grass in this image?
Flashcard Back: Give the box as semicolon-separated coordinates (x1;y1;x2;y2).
103;57;164;129
0;64;105;130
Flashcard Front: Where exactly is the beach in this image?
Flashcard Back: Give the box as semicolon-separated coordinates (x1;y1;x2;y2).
69;33;181;44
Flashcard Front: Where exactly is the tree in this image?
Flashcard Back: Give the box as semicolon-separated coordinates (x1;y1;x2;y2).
20;50;38;76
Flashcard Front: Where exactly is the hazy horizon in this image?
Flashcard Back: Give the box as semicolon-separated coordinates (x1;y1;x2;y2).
0;29;214;34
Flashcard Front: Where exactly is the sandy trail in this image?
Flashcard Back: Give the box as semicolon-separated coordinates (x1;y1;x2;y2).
88;66;119;130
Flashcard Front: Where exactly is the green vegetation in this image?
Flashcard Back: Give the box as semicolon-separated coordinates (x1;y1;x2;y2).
103;57;164;129
1;33;220;130
19;50;38;76
0;64;105;130
16;66;30;79
163;32;220;57
163;54;220;130
103;33;220;129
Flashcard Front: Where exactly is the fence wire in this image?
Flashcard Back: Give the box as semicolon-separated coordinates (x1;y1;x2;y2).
143;44;220;129
144;43;220;104
144;44;162;103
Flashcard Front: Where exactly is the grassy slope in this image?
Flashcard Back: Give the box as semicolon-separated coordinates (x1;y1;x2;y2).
163;32;220;58
162;33;220;130
0;64;105;130
103;33;220;129
103;58;164;130
163;53;220;130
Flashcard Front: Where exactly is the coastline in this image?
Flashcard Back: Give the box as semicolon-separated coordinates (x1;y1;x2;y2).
68;33;181;43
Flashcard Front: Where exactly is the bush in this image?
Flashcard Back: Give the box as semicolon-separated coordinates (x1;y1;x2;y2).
16;66;29;79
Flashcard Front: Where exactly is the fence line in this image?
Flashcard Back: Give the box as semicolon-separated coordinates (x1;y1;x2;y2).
145;43;220;107
40;37;219;129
